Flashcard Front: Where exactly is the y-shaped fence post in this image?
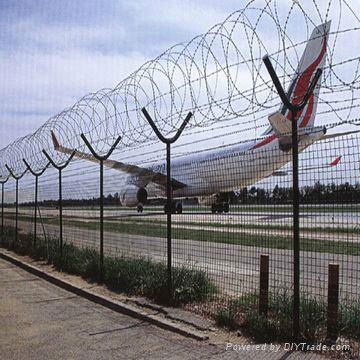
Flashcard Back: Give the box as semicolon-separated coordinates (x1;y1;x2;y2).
0;177;9;245
5;165;28;246
23;159;50;248
42;150;76;256
80;134;122;281
142;108;193;301
262;55;322;340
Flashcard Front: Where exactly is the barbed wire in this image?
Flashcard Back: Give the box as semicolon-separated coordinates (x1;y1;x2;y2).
1;0;360;178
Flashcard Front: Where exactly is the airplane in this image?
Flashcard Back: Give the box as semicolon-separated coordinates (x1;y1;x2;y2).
49;21;359;214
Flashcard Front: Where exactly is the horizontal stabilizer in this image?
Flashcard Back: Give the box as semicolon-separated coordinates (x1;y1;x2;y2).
320;129;360;141
271;154;342;177
329;155;341;166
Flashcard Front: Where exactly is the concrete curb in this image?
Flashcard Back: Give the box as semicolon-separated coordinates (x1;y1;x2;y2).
0;251;208;341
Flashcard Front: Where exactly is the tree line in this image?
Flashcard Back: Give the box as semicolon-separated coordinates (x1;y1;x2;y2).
17;182;360;207
230;182;360;204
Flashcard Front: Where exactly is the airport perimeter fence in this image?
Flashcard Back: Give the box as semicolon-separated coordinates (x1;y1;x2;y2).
2;3;360;352
1;129;360;344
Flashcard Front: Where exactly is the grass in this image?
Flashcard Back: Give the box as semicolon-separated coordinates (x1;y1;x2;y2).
339;300;360;339
2;225;359;346
0;225;217;305
102;216;360;236
103;255;217;304
215;289;360;343
4;213;360;256
6;212;360;236
62;219;360;256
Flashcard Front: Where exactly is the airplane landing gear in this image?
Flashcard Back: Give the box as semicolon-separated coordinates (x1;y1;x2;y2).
137;204;143;213
164;201;182;214
176;202;183;214
211;201;229;213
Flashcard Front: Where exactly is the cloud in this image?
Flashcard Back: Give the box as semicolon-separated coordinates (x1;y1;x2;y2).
2;0;359;152
0;0;240;149
0;48;148;147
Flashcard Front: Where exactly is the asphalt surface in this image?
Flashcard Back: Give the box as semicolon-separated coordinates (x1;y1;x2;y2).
0;257;241;360
14;206;360;228
0;257;330;359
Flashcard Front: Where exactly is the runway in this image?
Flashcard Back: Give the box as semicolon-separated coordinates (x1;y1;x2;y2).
10;205;360;243
4;207;360;301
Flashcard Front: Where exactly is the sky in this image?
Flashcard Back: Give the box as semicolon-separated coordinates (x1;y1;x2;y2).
0;0;244;149
2;0;360;154
1;0;360;199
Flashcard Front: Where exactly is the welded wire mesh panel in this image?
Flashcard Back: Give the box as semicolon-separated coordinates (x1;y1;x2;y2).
298;133;360;304
1;0;360;182
168;144;294;309
3;178;17;244
1;1;360;356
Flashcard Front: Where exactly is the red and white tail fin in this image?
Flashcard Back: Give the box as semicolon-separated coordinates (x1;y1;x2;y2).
284;21;331;129
264;21;331;135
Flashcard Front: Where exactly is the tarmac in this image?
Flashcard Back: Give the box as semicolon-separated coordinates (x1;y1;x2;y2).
0;254;327;359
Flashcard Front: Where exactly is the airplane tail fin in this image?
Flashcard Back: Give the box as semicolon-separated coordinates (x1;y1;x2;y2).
264;21;331;135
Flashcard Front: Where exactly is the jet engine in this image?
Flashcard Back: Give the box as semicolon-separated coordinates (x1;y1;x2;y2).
120;186;148;207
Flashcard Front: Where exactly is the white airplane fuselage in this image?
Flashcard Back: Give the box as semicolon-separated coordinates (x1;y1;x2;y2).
143;128;325;200
49;21;331;209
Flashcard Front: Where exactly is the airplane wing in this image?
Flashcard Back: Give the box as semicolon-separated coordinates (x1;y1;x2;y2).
51;132;187;190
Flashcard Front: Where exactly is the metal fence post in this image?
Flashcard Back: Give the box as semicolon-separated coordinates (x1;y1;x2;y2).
142;108;192;300
15;178;18;242
262;55;322;340
100;160;103;272
327;263;340;342
5;165;27;245
80;134;122;280
59;169;62;250
23;159;50;248
42;149;76;256
259;254;269;316
1;182;3;244
0;178;8;245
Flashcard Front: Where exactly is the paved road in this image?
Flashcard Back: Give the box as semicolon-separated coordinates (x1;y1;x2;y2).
0;257;329;359
0;257;242;360
13;206;360;228
8;207;360;245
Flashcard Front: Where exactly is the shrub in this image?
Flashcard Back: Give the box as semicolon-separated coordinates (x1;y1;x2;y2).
340;300;360;339
172;266;217;304
215;290;327;343
214;308;238;329
103;256;216;305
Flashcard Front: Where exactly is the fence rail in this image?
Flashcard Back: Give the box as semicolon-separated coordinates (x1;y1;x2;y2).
1;0;360;354
1;130;360;347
